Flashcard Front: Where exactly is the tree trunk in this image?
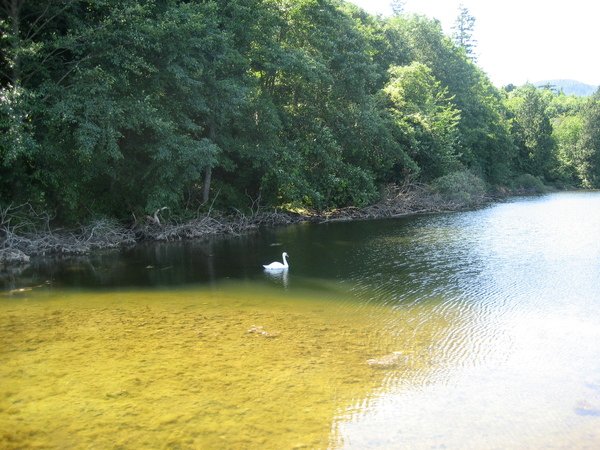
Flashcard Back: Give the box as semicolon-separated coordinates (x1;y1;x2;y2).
202;166;212;204
8;0;23;86
202;121;216;204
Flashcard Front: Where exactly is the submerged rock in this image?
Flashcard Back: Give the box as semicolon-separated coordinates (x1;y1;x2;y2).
106;390;129;399
367;351;407;368
247;325;279;338
8;287;32;295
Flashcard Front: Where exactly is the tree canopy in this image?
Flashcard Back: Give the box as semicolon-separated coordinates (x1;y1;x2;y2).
1;0;599;224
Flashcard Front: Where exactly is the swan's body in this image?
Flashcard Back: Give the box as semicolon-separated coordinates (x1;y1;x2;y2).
263;252;289;270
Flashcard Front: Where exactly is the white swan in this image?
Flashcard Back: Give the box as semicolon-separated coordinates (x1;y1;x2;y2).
263;252;289;271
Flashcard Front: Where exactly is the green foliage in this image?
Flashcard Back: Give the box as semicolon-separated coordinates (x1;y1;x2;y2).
388;15;515;184
383;62;460;179
577;89;600;187
511;174;549;193
452;5;477;61
0;0;595;225
431;170;487;205
0;84;41;206
505;84;556;180
552;114;585;184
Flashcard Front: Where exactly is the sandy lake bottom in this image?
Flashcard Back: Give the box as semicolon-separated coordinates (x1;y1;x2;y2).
1;283;452;449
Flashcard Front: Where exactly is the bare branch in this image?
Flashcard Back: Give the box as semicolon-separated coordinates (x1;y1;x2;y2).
24;0;78;43
22;1;51;41
0;203;136;263
38;54;90;98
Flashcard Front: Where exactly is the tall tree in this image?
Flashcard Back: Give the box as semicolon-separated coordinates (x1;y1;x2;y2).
391;15;514;182
505;84;556;179
390;0;405;16
577;89;600;187
451;4;477;62
3;0;579;224
548;92;587;184
553;114;585;184
383;62;460;179
0;0;83;209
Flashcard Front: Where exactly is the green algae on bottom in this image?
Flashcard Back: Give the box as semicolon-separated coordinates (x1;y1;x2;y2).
0;283;453;449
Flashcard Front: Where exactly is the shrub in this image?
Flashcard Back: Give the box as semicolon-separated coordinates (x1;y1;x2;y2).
511;174;549;193
431;170;487;205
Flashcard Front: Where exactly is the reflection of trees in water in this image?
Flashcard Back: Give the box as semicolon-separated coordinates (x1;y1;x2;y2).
1;237;225;288
0;263;30;291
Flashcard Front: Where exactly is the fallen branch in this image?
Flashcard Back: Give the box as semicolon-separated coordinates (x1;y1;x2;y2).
1;204;136;264
0;182;493;265
319;183;490;223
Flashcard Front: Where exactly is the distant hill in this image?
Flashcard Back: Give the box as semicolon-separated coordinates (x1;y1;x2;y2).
534;79;598;96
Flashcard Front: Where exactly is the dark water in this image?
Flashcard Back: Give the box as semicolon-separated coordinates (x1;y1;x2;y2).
9;192;597;294
3;191;600;449
4;215;430;290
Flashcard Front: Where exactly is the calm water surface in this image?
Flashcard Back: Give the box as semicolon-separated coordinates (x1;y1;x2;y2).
2;192;600;449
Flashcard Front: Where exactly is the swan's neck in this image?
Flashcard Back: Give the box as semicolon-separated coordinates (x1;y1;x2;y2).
282;253;289;267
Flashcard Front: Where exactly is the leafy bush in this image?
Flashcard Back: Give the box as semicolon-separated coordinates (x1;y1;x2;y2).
431;170;487;205
511;174;549;193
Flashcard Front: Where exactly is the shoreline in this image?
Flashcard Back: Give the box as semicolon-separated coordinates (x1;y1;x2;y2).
0;184;540;266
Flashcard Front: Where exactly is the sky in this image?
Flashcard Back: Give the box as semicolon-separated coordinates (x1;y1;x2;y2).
347;0;600;88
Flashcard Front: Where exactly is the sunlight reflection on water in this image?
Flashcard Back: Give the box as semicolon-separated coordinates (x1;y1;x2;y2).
333;192;600;449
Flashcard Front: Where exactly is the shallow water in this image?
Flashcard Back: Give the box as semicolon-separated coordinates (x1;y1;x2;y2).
2;192;600;448
1;285;458;449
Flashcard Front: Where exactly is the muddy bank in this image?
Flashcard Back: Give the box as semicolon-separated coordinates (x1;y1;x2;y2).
1;184;491;265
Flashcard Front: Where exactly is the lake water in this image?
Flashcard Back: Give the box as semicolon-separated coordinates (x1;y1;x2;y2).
2;192;600;449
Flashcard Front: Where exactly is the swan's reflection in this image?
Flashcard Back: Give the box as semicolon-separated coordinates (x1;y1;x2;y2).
263;268;289;288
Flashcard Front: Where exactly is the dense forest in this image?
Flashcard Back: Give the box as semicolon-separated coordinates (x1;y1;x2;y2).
1;0;600;225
